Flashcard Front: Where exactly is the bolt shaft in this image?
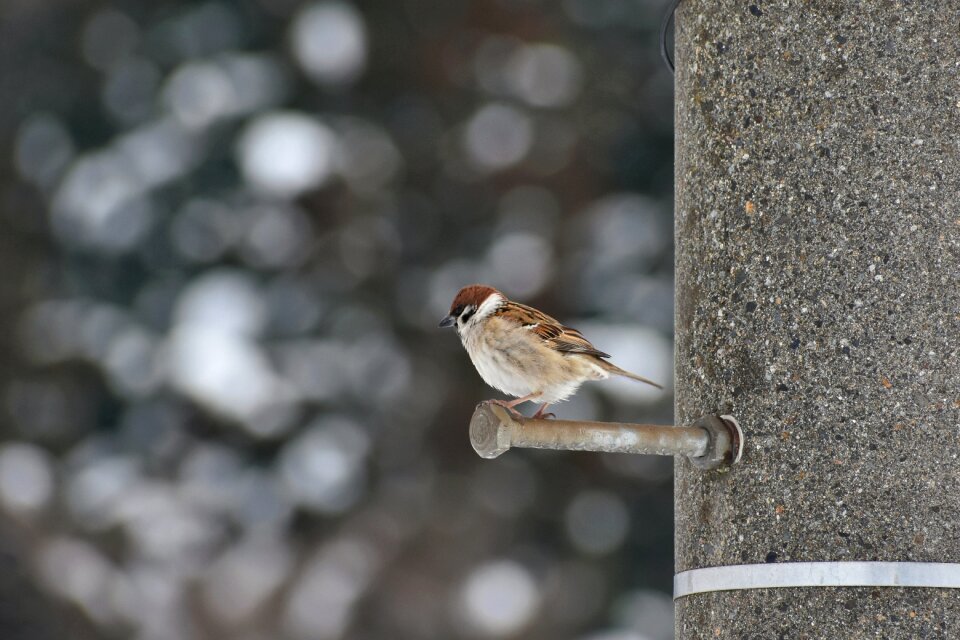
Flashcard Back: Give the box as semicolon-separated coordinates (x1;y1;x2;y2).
469;402;712;460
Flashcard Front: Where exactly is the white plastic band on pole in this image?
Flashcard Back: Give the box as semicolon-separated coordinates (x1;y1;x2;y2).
674;562;960;599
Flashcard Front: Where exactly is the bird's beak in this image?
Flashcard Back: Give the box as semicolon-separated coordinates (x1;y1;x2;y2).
438;315;455;328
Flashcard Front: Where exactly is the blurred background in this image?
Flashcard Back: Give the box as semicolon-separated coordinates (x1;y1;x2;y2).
0;0;675;638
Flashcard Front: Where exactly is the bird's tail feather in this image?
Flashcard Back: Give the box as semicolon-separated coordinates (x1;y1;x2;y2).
601;361;664;390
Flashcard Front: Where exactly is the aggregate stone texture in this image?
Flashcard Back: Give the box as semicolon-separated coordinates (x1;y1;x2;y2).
673;1;960;637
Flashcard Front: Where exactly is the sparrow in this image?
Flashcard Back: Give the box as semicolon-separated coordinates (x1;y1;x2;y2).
439;284;663;418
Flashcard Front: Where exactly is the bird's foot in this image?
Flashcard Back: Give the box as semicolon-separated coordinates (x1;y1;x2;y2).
486;398;525;418
531;405;554;419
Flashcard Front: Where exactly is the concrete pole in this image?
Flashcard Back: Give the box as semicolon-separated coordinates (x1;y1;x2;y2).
673;2;960;637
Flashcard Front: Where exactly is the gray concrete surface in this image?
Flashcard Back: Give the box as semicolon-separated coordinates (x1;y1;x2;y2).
673;1;960;637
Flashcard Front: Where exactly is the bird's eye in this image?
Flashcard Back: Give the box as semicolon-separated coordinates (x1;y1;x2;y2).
461;307;475;322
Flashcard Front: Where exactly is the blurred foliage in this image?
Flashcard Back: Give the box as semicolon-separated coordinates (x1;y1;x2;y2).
0;0;675;639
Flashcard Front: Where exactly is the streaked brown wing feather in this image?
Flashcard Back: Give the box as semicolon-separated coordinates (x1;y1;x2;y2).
540;325;611;359
496;301;611;359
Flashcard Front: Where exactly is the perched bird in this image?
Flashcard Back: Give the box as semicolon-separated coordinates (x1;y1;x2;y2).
439;284;662;418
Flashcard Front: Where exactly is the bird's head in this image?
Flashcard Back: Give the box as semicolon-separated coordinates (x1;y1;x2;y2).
439;284;503;332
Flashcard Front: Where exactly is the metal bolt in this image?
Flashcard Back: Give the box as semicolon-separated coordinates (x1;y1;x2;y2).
469;402;744;470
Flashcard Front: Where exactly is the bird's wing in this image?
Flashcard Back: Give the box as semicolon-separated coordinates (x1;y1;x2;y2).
497;301;611;359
